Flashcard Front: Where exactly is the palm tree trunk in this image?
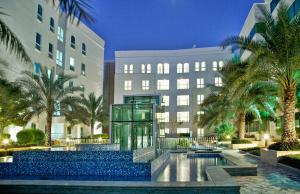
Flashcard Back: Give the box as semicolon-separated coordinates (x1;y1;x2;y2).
282;87;297;143
90;120;94;138
238;112;246;139
45;112;52;146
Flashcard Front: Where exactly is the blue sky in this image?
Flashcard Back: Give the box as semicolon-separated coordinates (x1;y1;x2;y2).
87;0;263;60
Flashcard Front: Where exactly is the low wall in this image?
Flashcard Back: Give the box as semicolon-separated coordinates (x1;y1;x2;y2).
151;151;170;176
231;143;258;150
0;151;151;180
75;144;120;151
260;149;300;166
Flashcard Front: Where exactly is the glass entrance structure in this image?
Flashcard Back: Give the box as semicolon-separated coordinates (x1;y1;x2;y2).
110;96;159;151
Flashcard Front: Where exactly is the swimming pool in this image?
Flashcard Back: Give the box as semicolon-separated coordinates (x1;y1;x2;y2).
155;153;232;182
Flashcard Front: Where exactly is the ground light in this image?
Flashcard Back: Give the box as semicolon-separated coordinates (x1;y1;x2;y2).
263;134;270;147
226;135;231;140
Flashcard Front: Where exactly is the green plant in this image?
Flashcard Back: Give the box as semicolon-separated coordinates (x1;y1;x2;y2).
177;139;189;148
245;134;255;138
215;123;235;140
231;138;252;144
88;134;109;139
240;147;261;156
1;133;10;140
279;154;300;169
16;128;45;145
268;142;300;151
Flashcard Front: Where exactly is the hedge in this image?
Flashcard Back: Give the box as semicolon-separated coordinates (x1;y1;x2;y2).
88;134;109;139
16;128;45;145
240;147;260;156
279;155;300;170
268;142;300;151
231;139;252;144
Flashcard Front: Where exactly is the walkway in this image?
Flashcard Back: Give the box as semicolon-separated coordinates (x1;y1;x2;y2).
224;150;300;194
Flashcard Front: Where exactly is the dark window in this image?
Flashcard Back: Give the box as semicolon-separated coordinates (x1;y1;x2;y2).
34;63;41;75
69;81;74;93
82;43;86;55
35;33;41;50
31;123;36;129
81;63;86;76
71;36;76;49
37;4;43;22
67;126;72;134
50;17;55;32
48;43;53;58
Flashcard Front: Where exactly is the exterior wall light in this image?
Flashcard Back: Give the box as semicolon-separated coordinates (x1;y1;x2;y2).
2;139;9;145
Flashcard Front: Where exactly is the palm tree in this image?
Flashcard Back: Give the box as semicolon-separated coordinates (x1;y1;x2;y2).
74;93;108;138
17;67;80;146
222;3;300;145
0;0;94;67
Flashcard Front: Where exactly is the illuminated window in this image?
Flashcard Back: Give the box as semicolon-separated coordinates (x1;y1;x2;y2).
157;80;169;90
124;64;128;74
160;128;170;137
195;62;200;71
34;63;41;75
177;63;189;73
177;95;189;106
124;80;132;91
196;111;204;121
197;94;204;104
197;128;204;137
177;128;189;134
142;80;149;90
157;112;169;122
141;64;146;73
197;78;204;88
147;64;151;73
177;63;183;73
212;61;218;71
157;63;169;74
183;63;189;73
129;64;133;74
56;50;63;67
177;112;189;122
215;77;223;87
177;79;189;89
219;61;224;69
69;57;75;71
201;62;206;71
57;26;64;42
162;96;169;106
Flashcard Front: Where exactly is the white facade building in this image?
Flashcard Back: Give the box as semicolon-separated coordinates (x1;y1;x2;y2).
0;0;105;140
114;47;232;137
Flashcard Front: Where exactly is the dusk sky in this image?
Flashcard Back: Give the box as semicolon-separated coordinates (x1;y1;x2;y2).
87;0;263;60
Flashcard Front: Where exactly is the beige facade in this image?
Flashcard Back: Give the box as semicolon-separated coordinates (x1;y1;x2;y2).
0;0;105;140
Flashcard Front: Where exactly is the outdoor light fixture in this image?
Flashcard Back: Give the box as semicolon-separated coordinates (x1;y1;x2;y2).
263;134;270;147
66;138;70;143
226;135;231;140
2;139;9;145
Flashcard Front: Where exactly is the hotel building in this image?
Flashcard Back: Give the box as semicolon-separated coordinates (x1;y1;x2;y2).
0;0;105;140
114;47;232;137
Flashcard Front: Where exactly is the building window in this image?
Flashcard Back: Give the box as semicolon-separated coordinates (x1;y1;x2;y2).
161;96;169;106
48;43;53;59
197;128;204;137
197;78;204;88
71;35;76;49
195;62;200;71
147;64;151;73
219;61;224;69
47;69;52;78
69;57;75;71
34;63;41;75
177;112;189;122
157;80;169;90
157;112;169;123
177;63;188;73
141;64;146;73
201;62;206;71
129;64;133;74
82;43;86;55
69;81;74;91
142;80;149;90
215;77;223;87
183;63;189;73
212;61;218;71
177;63;182;73
196;111;204;121
124;80;132;91
160;128;170;137
56;50;63;67
37;4;43;22
177;79;189;89
57;26;64;42
81;63;86;76
177;128;189;134
197;94;204;105
124;64;128;74
35;33;41;51
80;85;85;93
157;63;169;74
177;95;189;106
213;61;224;71
50;17;55;32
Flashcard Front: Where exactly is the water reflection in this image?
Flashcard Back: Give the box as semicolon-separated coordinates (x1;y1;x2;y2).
156;153;230;182
0;156;13;163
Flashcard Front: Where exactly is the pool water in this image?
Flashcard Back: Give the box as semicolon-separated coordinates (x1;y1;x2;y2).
155;153;232;182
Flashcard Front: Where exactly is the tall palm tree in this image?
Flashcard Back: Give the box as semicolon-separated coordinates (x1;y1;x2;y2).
222;3;300;145
0;0;94;67
74;93;108;138
17;67;80;146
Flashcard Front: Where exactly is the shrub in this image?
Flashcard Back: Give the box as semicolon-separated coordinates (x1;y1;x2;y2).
215;123;235;140
245;134;255;138
16;128;45;145
268;142;300;151
231;138;252;144
1;133;10;140
88;133;109;139
279;154;300;169
240;147;261;156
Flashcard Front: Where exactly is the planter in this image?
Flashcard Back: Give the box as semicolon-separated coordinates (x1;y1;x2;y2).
260;148;300;166
231;143;258;150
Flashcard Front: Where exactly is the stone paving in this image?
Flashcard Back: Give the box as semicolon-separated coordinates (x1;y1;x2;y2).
234;156;300;194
